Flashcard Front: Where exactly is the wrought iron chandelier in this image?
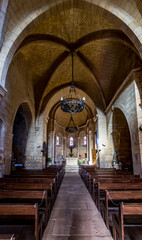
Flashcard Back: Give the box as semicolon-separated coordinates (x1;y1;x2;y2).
66;114;78;133
61;52;85;114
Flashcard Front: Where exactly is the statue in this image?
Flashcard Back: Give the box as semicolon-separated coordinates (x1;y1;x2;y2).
112;151;119;166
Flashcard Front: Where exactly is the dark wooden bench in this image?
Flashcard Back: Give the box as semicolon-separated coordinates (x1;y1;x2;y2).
112;202;142;240
0;177;58;196
3;182;55;210
104;190;142;229
88;175;140;199
0;190;49;225
0;203;44;240
0;234;15;240
94;182;142;210
80;170;138;191
8;168;65;187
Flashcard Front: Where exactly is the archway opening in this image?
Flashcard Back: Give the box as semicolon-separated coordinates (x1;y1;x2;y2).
12;103;32;169
112;108;133;172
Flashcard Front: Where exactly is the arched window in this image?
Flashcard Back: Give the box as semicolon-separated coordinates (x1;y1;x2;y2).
84;136;87;145
70;137;73;146
56;136;59;146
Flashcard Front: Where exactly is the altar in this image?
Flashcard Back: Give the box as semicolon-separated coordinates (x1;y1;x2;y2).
66;158;78;166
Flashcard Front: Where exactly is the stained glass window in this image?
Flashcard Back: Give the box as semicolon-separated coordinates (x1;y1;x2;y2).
56;136;59;146
84;136;87;145
70;137;73;146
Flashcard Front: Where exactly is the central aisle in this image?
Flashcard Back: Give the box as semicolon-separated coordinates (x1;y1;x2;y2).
42;173;113;240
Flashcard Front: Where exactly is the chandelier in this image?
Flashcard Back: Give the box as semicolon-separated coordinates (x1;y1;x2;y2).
66;115;78;133
61;52;85;114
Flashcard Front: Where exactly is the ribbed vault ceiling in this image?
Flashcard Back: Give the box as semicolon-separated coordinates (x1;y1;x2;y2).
14;7;142;125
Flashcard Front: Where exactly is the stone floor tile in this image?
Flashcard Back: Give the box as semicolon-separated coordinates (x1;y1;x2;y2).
51;209;69;220
43;238;69;240
52;219;71;236
69;237;114;240
42;220;55;237
69;209;101;221
42;173;113;240
54;200;88;209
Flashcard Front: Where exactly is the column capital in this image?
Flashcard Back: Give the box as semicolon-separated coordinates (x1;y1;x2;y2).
89;130;92;135
93;115;98;123
44;116;49;123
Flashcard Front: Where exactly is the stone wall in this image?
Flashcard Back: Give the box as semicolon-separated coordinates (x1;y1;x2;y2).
106;79;141;174
0;52;35;174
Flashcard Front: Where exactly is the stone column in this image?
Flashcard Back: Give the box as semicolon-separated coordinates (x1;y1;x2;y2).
92;117;97;166
63;137;66;159
97;109;107;168
132;78;142;175
4;131;13;175
86;133;89;162
51;131;55;164
89;130;93;165
77;137;80;158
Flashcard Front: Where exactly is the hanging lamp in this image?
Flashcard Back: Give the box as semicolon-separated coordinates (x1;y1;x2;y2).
61;52;85;114
65;114;78;133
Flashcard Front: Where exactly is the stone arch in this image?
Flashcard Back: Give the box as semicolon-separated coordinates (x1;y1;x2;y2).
112;107;133;172
0;0;9;47
134;74;142;131
44;87;95;119
12;102;33;169
0;0;142;90
11;100;35;134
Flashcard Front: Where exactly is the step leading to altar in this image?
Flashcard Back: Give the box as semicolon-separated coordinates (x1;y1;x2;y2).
65;157;79;172
65;165;79;172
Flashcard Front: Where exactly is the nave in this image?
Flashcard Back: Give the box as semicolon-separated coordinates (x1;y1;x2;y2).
43;173;112;240
1;166;142;239
1;0;142;239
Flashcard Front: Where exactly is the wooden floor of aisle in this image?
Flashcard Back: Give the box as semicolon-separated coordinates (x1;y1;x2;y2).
42;173;113;240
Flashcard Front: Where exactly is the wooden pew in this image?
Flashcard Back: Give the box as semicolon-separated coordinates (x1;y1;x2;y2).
4;182;56;210
94;182;142;210
112;202;142;240
104;190;142;229
0;177;58;195
0;235;15;240
0;190;49;224
80;170;138;191
8;168;65;187
0;203;44;240
89;175;140;197
4;175;60;192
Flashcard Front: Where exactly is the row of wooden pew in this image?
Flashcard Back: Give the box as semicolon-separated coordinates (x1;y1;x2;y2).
0;165;65;240
79;166;142;240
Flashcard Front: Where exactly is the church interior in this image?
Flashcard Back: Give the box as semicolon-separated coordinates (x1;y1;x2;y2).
1;0;142;239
